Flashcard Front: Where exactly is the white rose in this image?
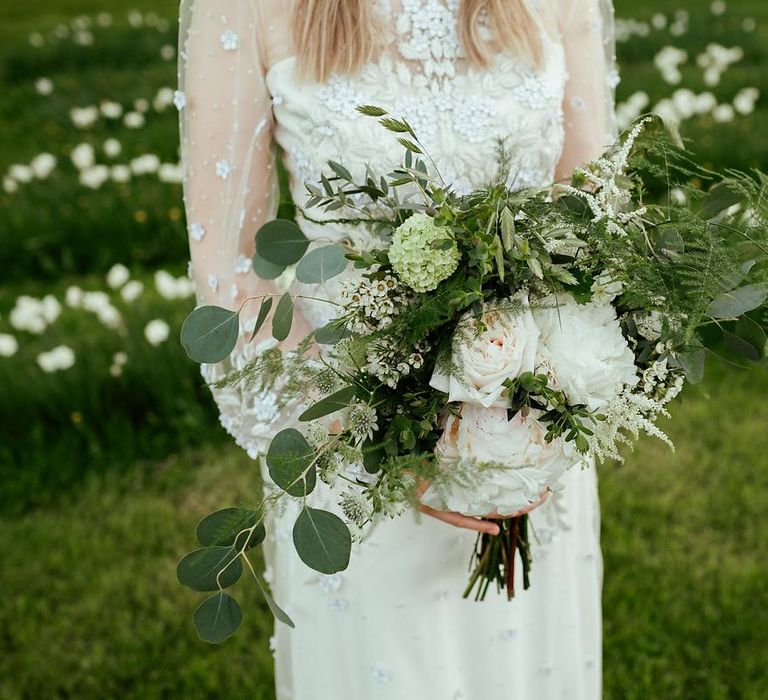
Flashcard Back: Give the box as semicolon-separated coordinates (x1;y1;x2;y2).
420;404;579;516
430;297;539;408
534;294;638;412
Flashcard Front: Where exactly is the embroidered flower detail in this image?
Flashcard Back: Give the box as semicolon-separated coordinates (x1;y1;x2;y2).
215;159;232;179
207;273;218;291
220;29;239;51
370;666;391;685
188;222;205;241
173;90;186;110
230;283;238;301
234;254;252;274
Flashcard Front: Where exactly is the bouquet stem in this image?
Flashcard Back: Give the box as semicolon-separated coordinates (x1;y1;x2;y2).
463;515;532;601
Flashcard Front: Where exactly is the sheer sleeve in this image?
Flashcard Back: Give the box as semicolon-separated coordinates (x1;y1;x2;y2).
178;0;310;459
178;0;278;312
554;0;619;179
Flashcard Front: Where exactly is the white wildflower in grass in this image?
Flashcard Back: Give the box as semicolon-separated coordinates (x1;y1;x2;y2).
155;270;194;300
99;100;123;120
733;87;759;116
3;177;18;194
70;105;99;129
30;153;56;179
97;12;113;27
28;33;45;48
0;333;19;358
106;263;130;289
73;31;94;47
713;104;735;123
161;44;176;61
128;11;144;28
103;138;122;158
123;111;146;129
37;345;75;373
79;165;110;189
158;163;183;183
153;87;175;111
711;1;727;16
144;319;170;346
70;143;95;170
120;280;144;303
9;165;33;183
110;165;132;183
133;98;150;113
389;213;461;293
34;77;53;95
653;46;687;85
109;352;127;377
10;295;60;334
130;154;161;175
65;286;83;308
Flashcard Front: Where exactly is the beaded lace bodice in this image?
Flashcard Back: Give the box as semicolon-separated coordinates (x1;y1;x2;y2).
177;0;618;461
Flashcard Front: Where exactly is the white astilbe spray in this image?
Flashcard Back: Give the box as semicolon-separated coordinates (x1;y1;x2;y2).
590;357;685;463
339;274;412;335
559;117;652;237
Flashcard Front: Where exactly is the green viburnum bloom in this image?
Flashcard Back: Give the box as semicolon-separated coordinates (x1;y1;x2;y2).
388;213;461;293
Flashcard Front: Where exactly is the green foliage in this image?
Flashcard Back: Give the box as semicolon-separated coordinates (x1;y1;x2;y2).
181;306;240;364
194;592;242;644
292;507;352;575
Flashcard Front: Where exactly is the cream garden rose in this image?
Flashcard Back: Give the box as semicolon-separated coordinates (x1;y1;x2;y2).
533;294;638;412
430;297;539;408
420;404;579;516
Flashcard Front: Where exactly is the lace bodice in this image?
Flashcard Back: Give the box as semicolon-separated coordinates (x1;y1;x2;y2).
177;0;618;460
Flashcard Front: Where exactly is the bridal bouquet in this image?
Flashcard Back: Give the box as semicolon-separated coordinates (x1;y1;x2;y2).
177;107;768;642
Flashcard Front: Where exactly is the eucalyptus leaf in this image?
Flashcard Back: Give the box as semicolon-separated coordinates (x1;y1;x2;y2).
180;306;240;364
196;508;265;550
250;297;273;341
724;316;767;361
707;284;767;319
674;348;705;385
295;245;348;284
314;321;352;345
266;428;316;497
272;292;294;341
177;546;242;592
254;577;295;629
252;251;286;280
293;507;352;575
194;592;242;644
299;386;357;422
255;219;309;266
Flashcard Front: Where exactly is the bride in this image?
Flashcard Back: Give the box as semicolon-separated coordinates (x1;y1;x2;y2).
178;0;617;697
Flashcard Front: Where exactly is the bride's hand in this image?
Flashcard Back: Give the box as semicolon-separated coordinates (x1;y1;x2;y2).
416;482;550;536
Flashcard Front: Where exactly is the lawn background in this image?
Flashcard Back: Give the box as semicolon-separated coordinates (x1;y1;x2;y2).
1;1;767;699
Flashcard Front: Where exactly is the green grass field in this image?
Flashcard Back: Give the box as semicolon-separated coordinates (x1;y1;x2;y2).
1;1;767;698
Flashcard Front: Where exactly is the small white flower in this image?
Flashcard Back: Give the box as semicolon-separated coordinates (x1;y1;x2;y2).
130;154;161;175
99;100;123;119
103;138;122;158
3;177;18;194
153;86;175;111
37;345;75;372
173;90;187;110
188;223;206;242
160;44;176;61
106;263;130;289
220;29;239;51
9;165;33;183
35;77;53;95
70;142;96;170
215;159;232;179
120;280;144;302
133;98;149;113
65;286;83;308
110;165;131;183
79;165;110;189
158;163;183;183
0;333;19;358
30;153;57;179
144;319;170;346
123;111;146;129
70;105;99;129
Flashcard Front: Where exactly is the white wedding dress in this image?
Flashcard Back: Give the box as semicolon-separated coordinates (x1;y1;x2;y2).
178;1;619;698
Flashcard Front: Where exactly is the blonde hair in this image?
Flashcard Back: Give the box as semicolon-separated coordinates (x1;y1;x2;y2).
292;0;543;82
